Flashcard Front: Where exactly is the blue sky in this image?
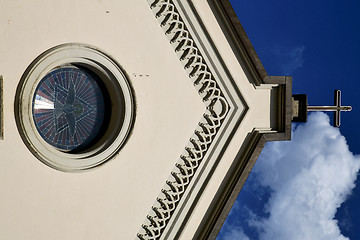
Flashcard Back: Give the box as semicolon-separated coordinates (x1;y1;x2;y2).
217;1;360;239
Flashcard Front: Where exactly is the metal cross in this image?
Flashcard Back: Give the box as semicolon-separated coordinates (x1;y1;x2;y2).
307;90;352;127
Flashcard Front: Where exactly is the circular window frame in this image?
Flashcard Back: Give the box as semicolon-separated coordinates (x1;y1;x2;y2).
15;43;135;171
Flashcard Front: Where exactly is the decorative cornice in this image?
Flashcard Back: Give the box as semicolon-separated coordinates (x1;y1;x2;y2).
137;0;230;239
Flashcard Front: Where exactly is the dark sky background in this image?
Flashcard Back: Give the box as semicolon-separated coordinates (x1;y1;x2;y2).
217;1;360;239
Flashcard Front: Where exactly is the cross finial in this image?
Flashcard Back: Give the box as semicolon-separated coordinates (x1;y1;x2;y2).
307;90;352;127
292;90;352;127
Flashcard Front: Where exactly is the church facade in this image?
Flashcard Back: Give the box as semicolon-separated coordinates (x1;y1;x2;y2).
0;0;291;239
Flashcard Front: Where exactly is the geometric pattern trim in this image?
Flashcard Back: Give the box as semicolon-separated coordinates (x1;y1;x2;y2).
137;1;230;239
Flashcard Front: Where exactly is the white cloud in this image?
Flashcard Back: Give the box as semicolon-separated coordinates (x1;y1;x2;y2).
221;227;250;240
251;112;360;240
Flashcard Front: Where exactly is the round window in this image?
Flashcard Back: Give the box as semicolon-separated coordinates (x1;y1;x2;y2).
15;44;134;171
33;66;108;151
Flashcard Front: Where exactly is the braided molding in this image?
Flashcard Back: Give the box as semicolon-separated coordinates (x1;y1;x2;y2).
137;1;230;239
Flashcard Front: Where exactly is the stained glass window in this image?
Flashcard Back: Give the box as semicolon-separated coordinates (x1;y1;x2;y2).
32;67;106;151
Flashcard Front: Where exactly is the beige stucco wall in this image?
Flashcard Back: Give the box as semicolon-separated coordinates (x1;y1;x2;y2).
0;0;275;239
0;0;205;239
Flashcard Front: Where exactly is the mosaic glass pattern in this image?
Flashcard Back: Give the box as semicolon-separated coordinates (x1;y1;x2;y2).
33;67;105;151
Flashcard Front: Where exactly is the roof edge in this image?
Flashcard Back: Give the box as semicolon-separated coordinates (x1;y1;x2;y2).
194;130;266;240
193;1;293;239
208;0;268;85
